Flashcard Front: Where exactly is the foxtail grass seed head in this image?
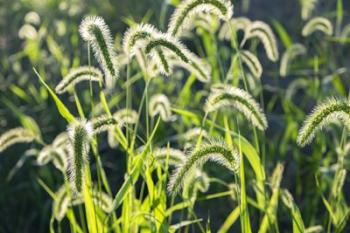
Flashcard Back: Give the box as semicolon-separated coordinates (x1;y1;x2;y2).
269;163;284;190
145;34;210;82
183;169;210;200
242;21;279;62
53;132;70;148
280;189;294;209
219;17;251;41
113;108;139;125
67;120;93;193
37;145;54;165
341;24;350;39
305;226;323;233
302;17;333;37
90;189;114;213
297;98;350;147
168;139;239;193
51;148;68;172
149;94;173;122
152;147;186;166
240;50;262;79
279;44;306;77
53;186;70;221
181;127;210;142
300;0;318;20
79;16;118;89
122;23;161;57
205;85;268;130
90;115;119;135
55;66;103;94
331;169;346;197
167;0;233;37
0;128;35;153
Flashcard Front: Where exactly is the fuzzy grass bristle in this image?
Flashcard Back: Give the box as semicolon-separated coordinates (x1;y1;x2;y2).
79;16;118;89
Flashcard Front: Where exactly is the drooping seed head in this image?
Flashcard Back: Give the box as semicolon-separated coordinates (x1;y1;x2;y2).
205;85;268;130
145;33;211;82
302;17;333;37
152;147;186;167
53;186;70;221
297;98;350;147
113;108;139;125
37;145;54;165
90;115;120;135
300;0;318;20
149;94;173;122
240;50;263;79
0;128;35;153
279;44;306;77
79;16;118;89
331;169;346;197
168;0;233;37
55;66;103;94
122;23;161;57
280;189;294;209
219;17;251;41
168;138;239;194
242;21;279;62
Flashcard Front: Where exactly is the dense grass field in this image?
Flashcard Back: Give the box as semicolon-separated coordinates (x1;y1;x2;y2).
1;0;350;232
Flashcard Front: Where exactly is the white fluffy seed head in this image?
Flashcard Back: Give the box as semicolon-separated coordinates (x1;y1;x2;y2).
37;145;54;165
242;21;279;62
67;119;93;193
302;17;333;37
240;50;263;79
55;66;103;94
219;17;251;41
280;189;294;209
79;16;118;89
167;0;233;37
113;108;139;125
205;85;268;130
297;98;350;147
279;44;306;77
53;186;70;221
122;23;161;57
300;0;318;20
89;115;119;135
149;94;173;122
305;226;323;233
168;138;239;194
0;128;35;153
152;147;186;167
331;169;346;197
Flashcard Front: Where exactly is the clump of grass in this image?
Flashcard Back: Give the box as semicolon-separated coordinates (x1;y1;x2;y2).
168;139;239;193
297;98;350;146
79;16;118;89
205;85;268;130
0;128;35;153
